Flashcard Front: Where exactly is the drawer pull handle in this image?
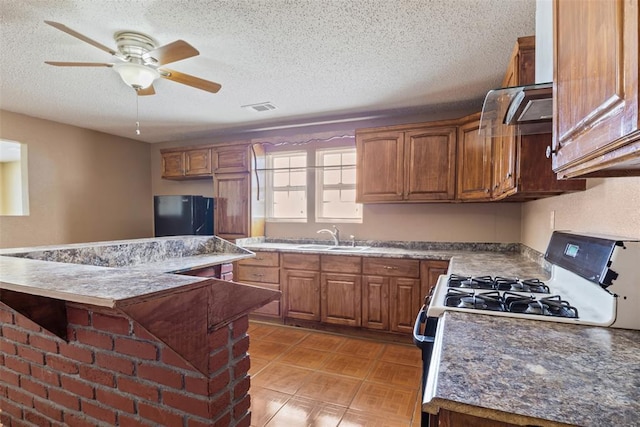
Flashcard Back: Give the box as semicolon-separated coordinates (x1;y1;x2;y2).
383;266;398;270
255;257;263;261
252;273;264;278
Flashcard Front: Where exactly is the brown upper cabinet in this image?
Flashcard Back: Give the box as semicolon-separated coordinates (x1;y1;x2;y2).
551;0;640;178
213;172;250;240
492;36;585;200
356;123;457;203
213;144;251;174
457;114;492;201
161;147;212;179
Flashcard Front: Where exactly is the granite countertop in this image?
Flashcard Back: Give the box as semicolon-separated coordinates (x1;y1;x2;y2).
426;311;640;427
0;236;255;307
236;239;550;279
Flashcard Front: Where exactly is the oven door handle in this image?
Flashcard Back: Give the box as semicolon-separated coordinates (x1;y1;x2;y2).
413;304;435;350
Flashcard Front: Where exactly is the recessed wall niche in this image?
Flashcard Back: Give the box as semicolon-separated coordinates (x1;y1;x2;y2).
0;139;29;216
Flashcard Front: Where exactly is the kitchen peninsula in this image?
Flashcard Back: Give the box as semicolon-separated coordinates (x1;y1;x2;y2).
0;236;277;426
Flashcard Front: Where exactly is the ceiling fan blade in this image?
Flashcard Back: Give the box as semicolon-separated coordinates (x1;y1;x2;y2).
45;61;113;67
143;40;199;66
44;21;116;56
160;68;222;93
136;85;156;96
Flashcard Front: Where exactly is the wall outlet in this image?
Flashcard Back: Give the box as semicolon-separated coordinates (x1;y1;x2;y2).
550;210;556;230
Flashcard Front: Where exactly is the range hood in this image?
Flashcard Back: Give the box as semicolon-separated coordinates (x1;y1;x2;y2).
479;82;552;138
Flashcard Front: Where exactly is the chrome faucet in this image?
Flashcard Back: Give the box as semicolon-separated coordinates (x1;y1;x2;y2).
317;226;340;246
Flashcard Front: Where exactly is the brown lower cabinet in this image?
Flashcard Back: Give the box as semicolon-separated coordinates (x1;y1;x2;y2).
282;253;321;321
235;252;281;317
236;250;448;334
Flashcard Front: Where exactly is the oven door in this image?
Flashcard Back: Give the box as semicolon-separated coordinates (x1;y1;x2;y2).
413;304;439;427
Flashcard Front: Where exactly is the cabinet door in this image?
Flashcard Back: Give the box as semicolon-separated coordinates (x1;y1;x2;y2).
356;131;405;203
420;260;449;299
405;127;457;201
457;118;491;200
214;145;250;174
390;277;421;334
553;0;639;178
185;148;212;177
283;269;320;321
494;51;519;199
213;173;249;239
161;152;185;178
321;273;361;327
362;275;389;330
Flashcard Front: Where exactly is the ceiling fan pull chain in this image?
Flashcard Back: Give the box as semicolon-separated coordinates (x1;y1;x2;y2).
135;94;141;135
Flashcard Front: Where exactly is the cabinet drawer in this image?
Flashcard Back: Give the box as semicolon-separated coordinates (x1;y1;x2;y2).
321;255;362;274
237;266;279;284
363;258;420;278
282;253;320;271
238;252;279;267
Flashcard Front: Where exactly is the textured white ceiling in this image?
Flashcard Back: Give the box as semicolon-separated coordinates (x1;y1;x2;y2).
0;0;536;143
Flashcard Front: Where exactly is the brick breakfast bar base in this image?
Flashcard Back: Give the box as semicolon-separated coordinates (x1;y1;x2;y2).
0;236;278;426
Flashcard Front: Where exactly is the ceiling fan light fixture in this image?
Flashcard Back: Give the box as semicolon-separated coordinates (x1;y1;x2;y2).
113;62;159;89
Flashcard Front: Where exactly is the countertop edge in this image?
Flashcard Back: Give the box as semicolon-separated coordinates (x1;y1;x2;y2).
425;399;575;427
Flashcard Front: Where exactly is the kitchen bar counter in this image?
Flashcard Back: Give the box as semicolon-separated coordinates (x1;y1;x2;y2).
425;311;640;427
0;235;255;307
0;236;278;426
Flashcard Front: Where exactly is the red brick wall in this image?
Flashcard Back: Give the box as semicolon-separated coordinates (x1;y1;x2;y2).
0;301;250;427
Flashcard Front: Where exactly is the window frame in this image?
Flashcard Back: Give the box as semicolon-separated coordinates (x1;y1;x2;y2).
264;150;308;223
314;146;362;223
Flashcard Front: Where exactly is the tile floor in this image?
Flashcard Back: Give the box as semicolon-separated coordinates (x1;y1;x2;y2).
248;321;424;427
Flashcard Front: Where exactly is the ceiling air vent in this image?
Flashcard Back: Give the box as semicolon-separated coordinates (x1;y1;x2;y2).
242;102;277;112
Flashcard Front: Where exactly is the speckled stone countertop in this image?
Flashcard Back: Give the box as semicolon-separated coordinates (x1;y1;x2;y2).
425;312;640;426
0;236;254;307
236;238;550;279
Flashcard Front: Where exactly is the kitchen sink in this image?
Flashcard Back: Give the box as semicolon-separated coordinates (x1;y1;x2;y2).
326;246;370;252
294;244;370;252
295;244;333;250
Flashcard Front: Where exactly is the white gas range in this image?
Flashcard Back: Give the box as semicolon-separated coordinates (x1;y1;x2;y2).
426;231;640;329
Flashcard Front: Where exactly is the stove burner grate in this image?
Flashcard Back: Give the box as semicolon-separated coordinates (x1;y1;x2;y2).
448;274;551;294
504;294;578;318
445;289;505;312
448;274;495;290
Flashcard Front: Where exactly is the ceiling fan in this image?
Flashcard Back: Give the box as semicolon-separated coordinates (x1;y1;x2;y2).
43;21;221;96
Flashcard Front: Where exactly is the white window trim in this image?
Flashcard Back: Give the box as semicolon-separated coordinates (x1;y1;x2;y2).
265;150;308;223
315;147;362;224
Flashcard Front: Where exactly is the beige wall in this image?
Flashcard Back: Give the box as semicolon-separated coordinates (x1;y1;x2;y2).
0;110;152;248
267;202;521;243
521;177;640;252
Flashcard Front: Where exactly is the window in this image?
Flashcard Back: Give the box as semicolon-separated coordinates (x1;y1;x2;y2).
264;145;362;223
265;151;307;221
316;147;362;222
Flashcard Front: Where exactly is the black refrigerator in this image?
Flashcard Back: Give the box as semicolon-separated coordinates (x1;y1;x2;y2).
153;195;214;237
